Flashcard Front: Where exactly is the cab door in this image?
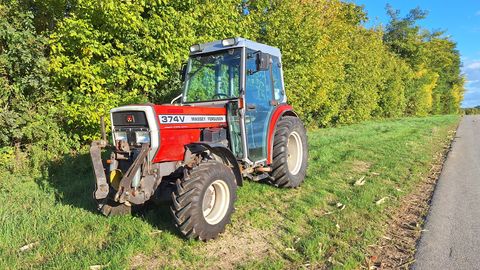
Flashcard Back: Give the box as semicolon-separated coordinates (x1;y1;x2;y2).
244;49;275;163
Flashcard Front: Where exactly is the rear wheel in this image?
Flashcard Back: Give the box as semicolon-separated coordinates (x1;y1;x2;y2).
171;161;237;241
270;116;308;188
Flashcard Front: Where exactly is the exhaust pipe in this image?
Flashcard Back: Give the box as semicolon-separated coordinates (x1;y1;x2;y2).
100;115;107;142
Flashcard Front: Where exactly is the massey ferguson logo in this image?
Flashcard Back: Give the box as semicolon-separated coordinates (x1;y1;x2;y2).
125;114;135;123
159;115;226;124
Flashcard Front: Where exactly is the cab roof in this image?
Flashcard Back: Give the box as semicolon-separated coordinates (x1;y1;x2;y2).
189;37;281;58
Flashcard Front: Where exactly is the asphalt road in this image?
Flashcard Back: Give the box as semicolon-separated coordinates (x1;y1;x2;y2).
413;115;480;269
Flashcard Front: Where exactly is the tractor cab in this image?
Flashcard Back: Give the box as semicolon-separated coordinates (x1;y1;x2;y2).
180;37;286;165
90;37;307;241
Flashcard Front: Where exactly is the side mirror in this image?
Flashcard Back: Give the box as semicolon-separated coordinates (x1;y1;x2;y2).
180;64;187;82
256;52;270;71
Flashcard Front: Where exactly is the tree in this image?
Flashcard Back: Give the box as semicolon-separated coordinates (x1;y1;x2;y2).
383;5;428;66
0;2;72;168
424;36;464;114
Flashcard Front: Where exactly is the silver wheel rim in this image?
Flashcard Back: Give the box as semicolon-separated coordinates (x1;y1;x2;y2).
287;131;303;175
202;179;230;225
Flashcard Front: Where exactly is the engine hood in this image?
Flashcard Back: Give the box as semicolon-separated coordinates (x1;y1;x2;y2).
110;104;229;163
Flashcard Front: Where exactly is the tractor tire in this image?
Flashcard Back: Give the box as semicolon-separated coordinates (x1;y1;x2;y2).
171;161;237;241
270;116;308;188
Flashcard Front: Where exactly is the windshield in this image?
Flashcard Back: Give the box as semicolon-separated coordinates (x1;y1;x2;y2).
183;48;241;103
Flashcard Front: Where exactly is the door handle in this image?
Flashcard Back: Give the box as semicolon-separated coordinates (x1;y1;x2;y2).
246;104;256;111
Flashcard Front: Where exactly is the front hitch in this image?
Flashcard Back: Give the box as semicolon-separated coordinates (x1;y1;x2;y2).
115;143;150;204
90;139;109;200
90;139;151;204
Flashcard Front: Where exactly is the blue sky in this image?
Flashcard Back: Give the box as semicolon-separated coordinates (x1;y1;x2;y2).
349;0;480;108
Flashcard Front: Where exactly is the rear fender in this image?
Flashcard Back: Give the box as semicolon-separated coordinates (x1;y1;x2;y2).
185;143;243;186
267;105;298;164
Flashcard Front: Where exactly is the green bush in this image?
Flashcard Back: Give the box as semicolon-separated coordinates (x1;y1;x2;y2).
0;2;75;170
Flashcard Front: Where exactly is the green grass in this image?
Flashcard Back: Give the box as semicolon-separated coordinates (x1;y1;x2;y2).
0;115;459;269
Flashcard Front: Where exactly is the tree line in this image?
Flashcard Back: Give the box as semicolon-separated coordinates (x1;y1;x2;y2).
0;0;464;168
463;106;480;115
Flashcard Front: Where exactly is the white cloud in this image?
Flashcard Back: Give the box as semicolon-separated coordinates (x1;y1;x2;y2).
463;61;480;80
462;86;480;107
466;61;480;70
462;82;480;107
466;80;479;85
462;60;480;107
466;86;480;94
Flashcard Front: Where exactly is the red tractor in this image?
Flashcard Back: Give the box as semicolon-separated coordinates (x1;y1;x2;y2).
90;37;308;240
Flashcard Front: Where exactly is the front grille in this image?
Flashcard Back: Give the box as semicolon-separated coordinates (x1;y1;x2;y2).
112;111;148;127
112;111;150;147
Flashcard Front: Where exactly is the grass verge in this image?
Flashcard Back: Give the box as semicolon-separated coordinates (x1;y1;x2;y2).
0;115;459;269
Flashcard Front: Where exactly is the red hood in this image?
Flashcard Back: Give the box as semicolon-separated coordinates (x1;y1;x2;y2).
151;104;228;163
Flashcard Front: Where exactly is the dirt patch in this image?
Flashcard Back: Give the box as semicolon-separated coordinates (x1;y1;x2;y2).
350;160;372;174
130;253;181;270
202;223;279;269
130;224;279;270
366;130;456;269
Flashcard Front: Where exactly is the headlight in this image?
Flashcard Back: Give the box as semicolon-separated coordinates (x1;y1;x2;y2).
114;131;127;142
222;37;238;47
135;131;150;144
189;44;202;53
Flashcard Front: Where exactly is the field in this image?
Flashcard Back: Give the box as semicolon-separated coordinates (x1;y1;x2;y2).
0;115;459;269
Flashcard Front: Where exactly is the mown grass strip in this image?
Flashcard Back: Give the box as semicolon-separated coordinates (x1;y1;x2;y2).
0;115;459;269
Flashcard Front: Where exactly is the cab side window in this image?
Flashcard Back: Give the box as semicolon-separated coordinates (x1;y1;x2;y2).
245;51;272;103
271;56;284;102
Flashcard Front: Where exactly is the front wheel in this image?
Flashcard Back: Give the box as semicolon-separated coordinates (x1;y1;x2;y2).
171;161;237;241
270;116;308;188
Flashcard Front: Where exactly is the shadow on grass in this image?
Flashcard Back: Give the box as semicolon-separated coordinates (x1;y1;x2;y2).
36;152;181;237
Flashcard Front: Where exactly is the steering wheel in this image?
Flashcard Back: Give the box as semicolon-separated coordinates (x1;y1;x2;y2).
212;93;230;99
